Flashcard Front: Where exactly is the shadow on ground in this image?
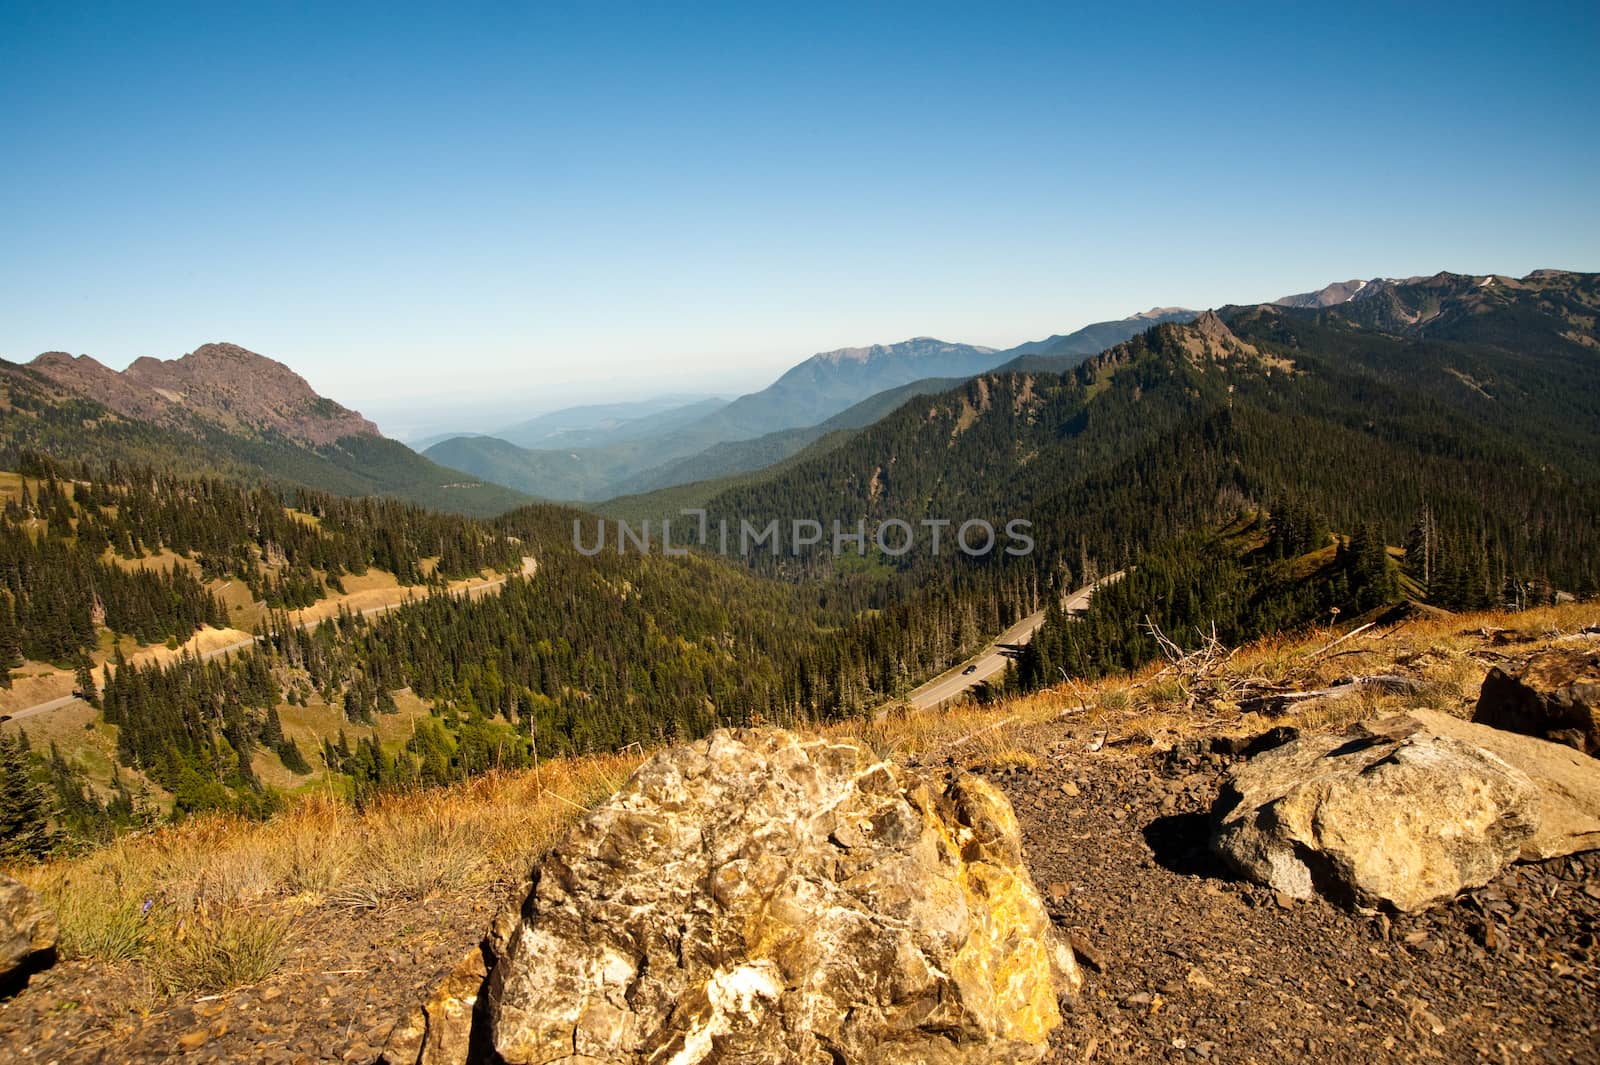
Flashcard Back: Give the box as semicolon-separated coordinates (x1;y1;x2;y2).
1141;812;1236;880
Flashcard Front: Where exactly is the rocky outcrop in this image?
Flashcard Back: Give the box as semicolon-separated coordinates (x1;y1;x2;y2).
1409;709;1600;860
30;343;380;447
473;728;1076;1065
1211;716;1541;912
0;874;56;993
1473;648;1600;757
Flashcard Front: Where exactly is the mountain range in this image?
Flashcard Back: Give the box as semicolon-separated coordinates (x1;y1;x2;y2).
10;271;1594;525
422;308;1200;501
682;269;1599;598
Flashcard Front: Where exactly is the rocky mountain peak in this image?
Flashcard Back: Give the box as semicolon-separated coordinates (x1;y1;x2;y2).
1272;279;1384;309
811;337;997;366
1191;309;1231;338
28;342;380;447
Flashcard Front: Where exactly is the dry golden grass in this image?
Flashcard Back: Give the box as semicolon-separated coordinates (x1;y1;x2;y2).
149;907;290;995
823;601;1599;766
10;751;644;990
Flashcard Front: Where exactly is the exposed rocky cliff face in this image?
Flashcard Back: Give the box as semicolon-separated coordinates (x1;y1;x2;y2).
30;343;380;446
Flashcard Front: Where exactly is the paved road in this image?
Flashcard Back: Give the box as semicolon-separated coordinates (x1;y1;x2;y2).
2;556;538;725
902;575;1116;710
3;693;82;724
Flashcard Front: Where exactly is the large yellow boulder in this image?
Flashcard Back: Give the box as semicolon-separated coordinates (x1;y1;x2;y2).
485;728;1077;1065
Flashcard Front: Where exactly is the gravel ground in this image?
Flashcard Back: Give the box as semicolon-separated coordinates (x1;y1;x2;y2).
978;724;1600;1065
0;890;507;1063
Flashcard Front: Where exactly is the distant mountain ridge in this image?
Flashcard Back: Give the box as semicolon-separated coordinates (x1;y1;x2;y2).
490;395;730;450
1293;270;1597;344
704;337;1001;439
426;310;1200;501
1272;279;1380;308
1270;270;1597;324
998;307;1197;359
30;343;379;447
422;337;1004;500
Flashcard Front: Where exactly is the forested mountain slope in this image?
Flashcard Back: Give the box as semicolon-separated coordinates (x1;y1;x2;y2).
670;275;1600;709
697;272;1597;589
0;460;882;837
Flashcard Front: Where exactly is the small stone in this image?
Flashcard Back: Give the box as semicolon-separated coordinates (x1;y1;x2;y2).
1274;891;1295;910
1060;780;1080;798
178;1030;209;1052
1061;930;1101;976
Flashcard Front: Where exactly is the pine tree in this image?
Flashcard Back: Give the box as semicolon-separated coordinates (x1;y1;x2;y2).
0;732;55;860
73;654;99;707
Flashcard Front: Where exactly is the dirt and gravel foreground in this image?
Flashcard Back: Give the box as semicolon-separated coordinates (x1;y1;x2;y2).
2;630;1598;1063
981;729;1600;1064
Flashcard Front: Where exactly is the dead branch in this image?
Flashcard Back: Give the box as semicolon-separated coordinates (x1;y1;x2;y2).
1309;621;1377;659
1239;674;1426;716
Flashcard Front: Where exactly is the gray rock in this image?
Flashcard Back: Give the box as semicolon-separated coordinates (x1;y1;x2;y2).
1210;716;1540;912
486;728;1077;1064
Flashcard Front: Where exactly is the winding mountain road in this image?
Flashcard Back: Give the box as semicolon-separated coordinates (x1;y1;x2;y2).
902;574;1118;710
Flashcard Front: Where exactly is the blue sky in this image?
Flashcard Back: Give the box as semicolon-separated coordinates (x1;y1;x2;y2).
2;2;1597;438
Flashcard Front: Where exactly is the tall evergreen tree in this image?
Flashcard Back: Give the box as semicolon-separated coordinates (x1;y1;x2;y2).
0;731;55;861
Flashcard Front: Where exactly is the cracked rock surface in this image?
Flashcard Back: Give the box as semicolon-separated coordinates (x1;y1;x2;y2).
486;728;1077;1065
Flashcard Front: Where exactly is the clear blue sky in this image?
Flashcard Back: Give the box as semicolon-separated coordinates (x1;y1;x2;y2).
2;1;1596;438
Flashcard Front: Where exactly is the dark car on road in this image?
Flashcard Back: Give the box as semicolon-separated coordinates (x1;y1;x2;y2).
962;665;978;675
